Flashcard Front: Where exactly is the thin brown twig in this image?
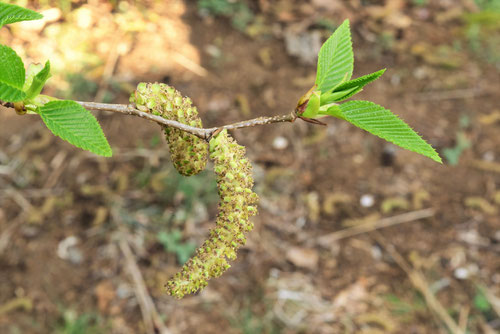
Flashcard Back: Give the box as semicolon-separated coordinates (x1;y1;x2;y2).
111;201;171;334
118;232;172;334
172;52;209;77
76;101;298;140
0;188;32;255
317;208;435;246
75;101;210;138
0;101;15;109
2;99;304;140
218;113;297;132
458;305;470;333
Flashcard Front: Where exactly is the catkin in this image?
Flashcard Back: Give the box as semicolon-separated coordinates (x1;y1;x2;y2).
165;130;258;298
130;82;208;176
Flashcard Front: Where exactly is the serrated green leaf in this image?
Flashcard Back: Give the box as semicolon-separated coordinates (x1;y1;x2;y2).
331;101;442;163
315;20;353;93
0;81;25;101
320;86;359;105
333;86;363;102
320;69;386;105
0;45;25;86
24;61;51;101
0;2;43;28
38;100;112;157
0;44;26;101
334;69;386;92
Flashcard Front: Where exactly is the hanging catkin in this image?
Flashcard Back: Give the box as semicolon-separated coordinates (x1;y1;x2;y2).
165;130;258;298
130;82;208;176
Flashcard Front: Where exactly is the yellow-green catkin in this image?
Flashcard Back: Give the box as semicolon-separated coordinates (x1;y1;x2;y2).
165;130;259;298
130;82;208;176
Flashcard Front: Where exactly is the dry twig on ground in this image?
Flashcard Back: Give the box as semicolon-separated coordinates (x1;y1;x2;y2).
113;207;172;334
374;232;464;334
317;208;435;246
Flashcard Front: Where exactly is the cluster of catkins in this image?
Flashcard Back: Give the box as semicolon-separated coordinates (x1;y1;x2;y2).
131;84;259;298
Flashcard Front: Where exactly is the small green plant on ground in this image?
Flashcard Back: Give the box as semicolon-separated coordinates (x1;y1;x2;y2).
157;230;197;264
55;310;107;334
229;304;280;334
197;0;254;31
442;132;471;166
473;285;496;322
0;2;441;298
462;1;500;65
442;114;471;165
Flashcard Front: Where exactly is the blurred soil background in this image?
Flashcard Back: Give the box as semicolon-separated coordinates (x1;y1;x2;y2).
0;0;499;333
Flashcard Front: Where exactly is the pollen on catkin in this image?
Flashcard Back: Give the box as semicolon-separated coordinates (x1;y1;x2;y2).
130;82;208;176
165;130;259;298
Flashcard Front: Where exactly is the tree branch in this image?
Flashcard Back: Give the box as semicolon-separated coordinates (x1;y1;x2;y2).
76;101;298;140
2;99;301;140
76;101;210;139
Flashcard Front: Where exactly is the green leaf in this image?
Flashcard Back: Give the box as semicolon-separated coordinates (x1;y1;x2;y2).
300;91;321;118
38;100;112;157
315;20;353;93
0;2;43;28
328;100;442;163
320;69;386;105
0;44;26;101
334;69;386;92
24;61;51;101
320;86;359;105
0;81;25;102
332;86;363;102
